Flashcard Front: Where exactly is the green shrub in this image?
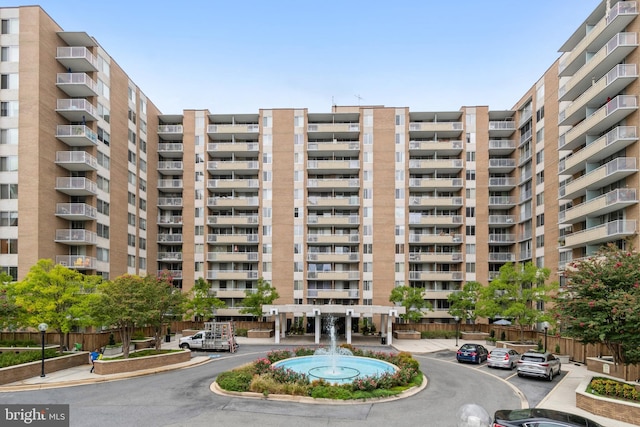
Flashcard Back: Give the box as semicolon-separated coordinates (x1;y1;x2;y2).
235;328;248;337
108;333;116;346
216;370;253;392
0;340;39;347
131;332;147;340
0;349;59;368
420;330;456;339
310;385;353;400
266;349;293;363
589;377;640;402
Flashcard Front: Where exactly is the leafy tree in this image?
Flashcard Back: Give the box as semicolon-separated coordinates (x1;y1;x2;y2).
389;286;432;323
145;272;189;349
88;274;150;358
447;281;482;325
240;277;279;319
0;271;22;330
188;277;225;321
476;262;557;343
12;259;100;351
554;243;640;365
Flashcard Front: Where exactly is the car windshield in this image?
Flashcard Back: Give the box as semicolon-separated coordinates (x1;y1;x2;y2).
460;345;476;350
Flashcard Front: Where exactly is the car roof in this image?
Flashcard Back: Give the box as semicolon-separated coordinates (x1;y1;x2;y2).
494;408;604;427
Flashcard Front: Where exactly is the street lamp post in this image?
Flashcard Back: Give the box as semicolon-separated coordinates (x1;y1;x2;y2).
454;316;460;347
38;323;48;377
542;321;550;353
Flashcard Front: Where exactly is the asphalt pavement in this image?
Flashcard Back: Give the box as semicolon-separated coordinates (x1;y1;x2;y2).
0;335;634;427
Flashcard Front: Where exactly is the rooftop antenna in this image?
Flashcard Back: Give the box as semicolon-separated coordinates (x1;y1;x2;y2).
355;94;363;105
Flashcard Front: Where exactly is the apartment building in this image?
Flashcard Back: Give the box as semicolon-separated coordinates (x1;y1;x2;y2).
1;1;638;328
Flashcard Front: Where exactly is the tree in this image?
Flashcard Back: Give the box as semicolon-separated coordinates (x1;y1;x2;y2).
12;259;99;352
447;281;482;325
554;243;640;365
389;286;432;323
476;262;557;343
188;277;225;321
239;277;279;319
0;271;22;330
145;272;189;350
88;274;150;358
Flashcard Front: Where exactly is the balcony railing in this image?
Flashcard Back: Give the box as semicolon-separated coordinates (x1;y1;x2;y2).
55;229;97;244
57;255;96;269
56;203;97;220
55;177;97;195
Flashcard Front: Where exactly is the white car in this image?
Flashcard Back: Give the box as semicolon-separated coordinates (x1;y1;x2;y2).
516;351;561;381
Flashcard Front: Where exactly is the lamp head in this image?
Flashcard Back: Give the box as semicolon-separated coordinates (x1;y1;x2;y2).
38;323;48;332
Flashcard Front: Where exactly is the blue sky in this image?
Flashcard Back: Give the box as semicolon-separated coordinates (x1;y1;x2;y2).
29;0;601;114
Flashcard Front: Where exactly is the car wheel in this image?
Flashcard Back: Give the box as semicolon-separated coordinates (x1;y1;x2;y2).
548;369;554;381
179;343;190;350
517;372;523;377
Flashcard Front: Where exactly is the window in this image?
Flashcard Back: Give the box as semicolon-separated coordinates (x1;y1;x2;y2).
195;189;204;200
0;184;17;199
195;262;204;272
263;153;272;164
466;170;476;180
0;156;17;171
1;19;18;34
363;244;372;254
139;237;146;250
466;207;475;217
0;101;18;117
264;171;272;181
395;244;404;254
466;225;476;236
466;244;475;254
97;127;110;145
97;199;109;215
263;225;272;236
466;151;476;162
536;149;544;165
128;150;136;165
97;152;110;169
127;255;135;268
536;213;545;227
363;281;371;291
1;74;18;89
466;262;475;273
139;198;146;211
139;257;146;270
195;171;204;182
364;262;372;272
195;207;203;218
97;78;110;100
466;188;475;198
2;266;17;281
139;218;146;230
395;225;404;236
128;213;136;226
96;247;109;262
394;188;403;199
395;263;404;273
0;238;17;254
127;233;136;247
536;171;544;184
128;192;136;206
128;129;136;145
0;129;18;145
263;207;272;218
195;225;204;236
139;178;146;192
536;235;544;247
139;159;147;172
128;171;136;186
536;192;544;206
395;114;404;125
1;46;18;62
97;103;110;123
140;138;146;153
536;106;544;122
140;119;147;134
97;223;109;238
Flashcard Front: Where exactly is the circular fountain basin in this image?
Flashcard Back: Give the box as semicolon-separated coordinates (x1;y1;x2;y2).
273;355;398;384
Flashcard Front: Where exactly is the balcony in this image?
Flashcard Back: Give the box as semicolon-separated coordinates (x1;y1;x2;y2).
157;125;183;141
54;229;97;245
409;122;463;133
409;233;463;244
207;252;259;262
157;270;183;280
157;252;183;262
488;215;516;226
307;141;360;154
488;139;516;155
55;125;98;147
56;203;96;221
55;151;97;171
307;234;360;244
207;160;259;172
307;195;359;207
307;252;360;263
308;290;360;299
408;214;463;226
215;289;255;299
408;252;462;263
560;188;637;224
408;140;463;156
409;196;463;208
157;179;184;191
55;177;97;196
488;121;516;137
158;143;183;158
489;252;516;262
56;73;97;97
307;123;360;133
559;1;638;77
158;215;183;226
157;197;183;209
559;126;637;176
409;271;463;281
307;271;360;281
559;95;638;151
408;159;463;173
560;157;637;200
207;196;259;207
157;161;184;175
158;234;183;244
564;219;636;248
207;270;259;280
207;142;259;153
307;214;360;226
208;179;259;189
409;178;463;190
488;158;516;173
56;46;97;72
207;215;259;226
488;196;516;208
488;234;516;244
488;177;517;190
307;159;360;173
207;124;259;135
57;255;96;270
56;99;98;122
307;178;360;190
559;32;639;102
207;234;259;244
559;64;638;127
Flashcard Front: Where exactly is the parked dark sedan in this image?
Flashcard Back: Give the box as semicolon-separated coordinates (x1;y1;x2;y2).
456;343;489;364
493;408;605;427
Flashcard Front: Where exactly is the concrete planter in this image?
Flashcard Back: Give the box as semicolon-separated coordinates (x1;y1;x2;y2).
247;329;274;338
94;350;191;375
576;376;640;425
132;339;155;350
102;344;135;357
555;354;570;364
393;331;421;340
0;352;88;385
461;332;489;340
496;341;538;354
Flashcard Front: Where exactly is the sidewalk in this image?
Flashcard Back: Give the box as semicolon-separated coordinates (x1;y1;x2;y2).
1;336;635;426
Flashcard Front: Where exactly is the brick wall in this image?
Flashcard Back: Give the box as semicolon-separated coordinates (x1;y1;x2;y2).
576;389;640;426
93;350;190;375
0;352;88;385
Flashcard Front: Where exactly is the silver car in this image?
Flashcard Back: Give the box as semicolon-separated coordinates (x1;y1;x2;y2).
487;348;520;369
516;351;561;381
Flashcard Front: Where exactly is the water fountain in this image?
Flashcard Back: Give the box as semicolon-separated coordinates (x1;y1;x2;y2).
273;315;397;384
